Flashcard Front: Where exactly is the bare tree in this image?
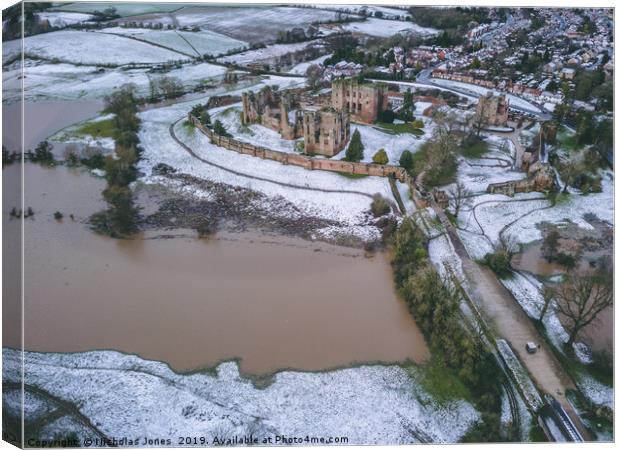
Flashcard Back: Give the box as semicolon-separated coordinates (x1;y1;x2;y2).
472;97;488;137
538;285;555;321
305;63;324;90
448;181;472;218
553;273;613;347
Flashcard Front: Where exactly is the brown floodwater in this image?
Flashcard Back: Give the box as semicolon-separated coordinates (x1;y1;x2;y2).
512;243;613;353
3;100;103;152
3;163;429;375
511;244;569;277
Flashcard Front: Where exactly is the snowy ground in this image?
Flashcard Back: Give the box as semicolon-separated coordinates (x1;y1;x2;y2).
288;54;331;75
3;348;479;444
326;17;438;37
451;132;614;411
218;42;318;66
212;105;301;153
3;30;184;66
35;11;94;27
2;58;227;103
48;113;116;152
96;27;247;57
52;2;183;17
137;77;398;242
332;120;433;165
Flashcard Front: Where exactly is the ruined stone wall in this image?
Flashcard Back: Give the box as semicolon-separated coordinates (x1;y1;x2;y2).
486;164;556;196
302;109;350;157
476;93;509;127
331;79;388;124
190;114;408;183
242;90;303;140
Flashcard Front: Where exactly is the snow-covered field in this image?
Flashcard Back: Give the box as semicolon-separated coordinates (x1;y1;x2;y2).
3;30;184;65
288;54;331;75
330;17;438;37
35;11;94;27
2;59;227;103
163;6;351;43
332;121;431;165
97;27;247;57
52;2;183;17
218;42;317;66
3;348;479;444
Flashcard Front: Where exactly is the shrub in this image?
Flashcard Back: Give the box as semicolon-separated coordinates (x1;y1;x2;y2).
411;119;424;128
555;252;576;269
378;109;395;124
372;148;389;165
32;140;54;164
81;146;105;170
345;129;364;162
53;211;63;221
370;194;391;217
483;250;512;278
399;150;414;172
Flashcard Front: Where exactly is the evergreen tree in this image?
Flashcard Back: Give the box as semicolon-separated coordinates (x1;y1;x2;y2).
345;129;364;162
213;119;230;137
399;150;414;172
400;89;415;121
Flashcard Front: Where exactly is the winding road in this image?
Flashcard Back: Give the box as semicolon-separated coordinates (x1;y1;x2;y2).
432;204;590;440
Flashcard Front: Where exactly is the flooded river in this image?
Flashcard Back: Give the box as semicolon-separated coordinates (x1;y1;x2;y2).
3;99;429;374
3;99;103;151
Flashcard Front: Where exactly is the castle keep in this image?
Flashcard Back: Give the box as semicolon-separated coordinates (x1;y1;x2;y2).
475;92;509;127
331;78;388;124
302;108;350;156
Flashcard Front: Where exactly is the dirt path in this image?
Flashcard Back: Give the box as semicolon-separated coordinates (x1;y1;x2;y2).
487;124;525;169
433;205;590;440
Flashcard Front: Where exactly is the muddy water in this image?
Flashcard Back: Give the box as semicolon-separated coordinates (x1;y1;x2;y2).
511;244;568;277
2;100;103;152
3;164;429;375
512;243;613;353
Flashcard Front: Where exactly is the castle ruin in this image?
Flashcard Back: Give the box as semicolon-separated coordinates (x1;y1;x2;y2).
241;87;303;140
475;92;509;127
331;78;388;124
302;108;350;156
241;85;350;157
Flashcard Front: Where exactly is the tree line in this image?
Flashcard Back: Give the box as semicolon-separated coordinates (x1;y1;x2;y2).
90;85;142;238
391;218;506;442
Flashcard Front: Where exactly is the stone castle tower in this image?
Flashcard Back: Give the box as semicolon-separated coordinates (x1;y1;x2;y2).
302;108;350;157
475;92;509;127
331;78;388;124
